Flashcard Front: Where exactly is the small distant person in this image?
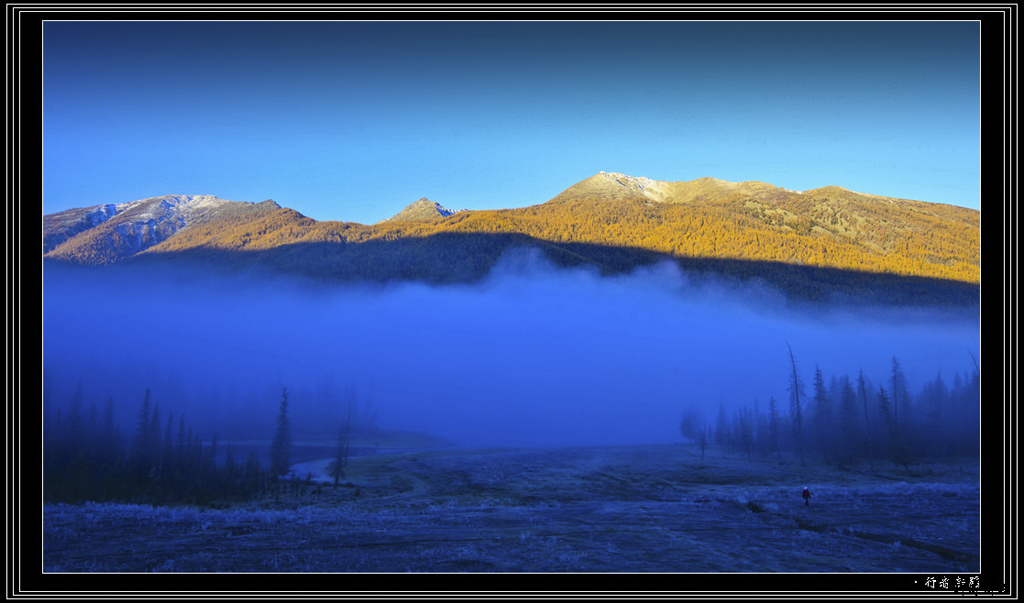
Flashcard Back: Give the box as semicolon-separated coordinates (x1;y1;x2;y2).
802;487;811;506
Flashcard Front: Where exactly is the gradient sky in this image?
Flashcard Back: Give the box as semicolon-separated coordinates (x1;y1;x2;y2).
42;19;981;224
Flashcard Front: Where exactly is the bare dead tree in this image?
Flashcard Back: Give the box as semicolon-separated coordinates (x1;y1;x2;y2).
787;342;806;467
327;403;352;487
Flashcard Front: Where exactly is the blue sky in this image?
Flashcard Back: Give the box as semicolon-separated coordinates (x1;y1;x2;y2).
42;19;981;224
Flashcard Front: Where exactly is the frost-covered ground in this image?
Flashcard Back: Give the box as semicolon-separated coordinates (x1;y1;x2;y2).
42;444;979;573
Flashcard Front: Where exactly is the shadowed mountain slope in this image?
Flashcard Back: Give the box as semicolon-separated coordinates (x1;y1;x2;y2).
71;231;977;308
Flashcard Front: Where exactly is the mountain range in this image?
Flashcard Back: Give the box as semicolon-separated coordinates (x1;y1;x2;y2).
42;172;981;306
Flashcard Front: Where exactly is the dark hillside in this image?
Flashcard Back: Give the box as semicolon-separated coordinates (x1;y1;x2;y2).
117;232;978;307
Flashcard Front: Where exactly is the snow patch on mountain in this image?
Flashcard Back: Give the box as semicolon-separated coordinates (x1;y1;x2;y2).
597;171;670;202
436;204;459;217
117;194;231;221
108;195;243;252
88;204;119;225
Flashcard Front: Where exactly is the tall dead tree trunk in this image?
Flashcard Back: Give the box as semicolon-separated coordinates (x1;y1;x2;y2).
787;343;805;467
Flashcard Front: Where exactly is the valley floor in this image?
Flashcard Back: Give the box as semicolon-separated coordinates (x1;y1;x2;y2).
42;444;979;576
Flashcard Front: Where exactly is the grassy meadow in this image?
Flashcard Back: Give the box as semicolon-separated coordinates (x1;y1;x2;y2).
42;442;979;574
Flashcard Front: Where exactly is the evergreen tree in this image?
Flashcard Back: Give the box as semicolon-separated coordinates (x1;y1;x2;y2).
737;406;754;461
130;389;156;475
149;401;162;456
955;361;981;454
890;356;909;430
752;398;770;457
225;443;237;482
99;395;121;467
245;452;263;495
892;358;909;427
65;382;85;461
858;370;876;471
714;401;730;449
270;388;293;478
679;408;704;444
921;371;951;459
177;413;187;462
767;396;782;459
877;385;909;471
162;411;175;476
810;366;834;463
836;375;860;466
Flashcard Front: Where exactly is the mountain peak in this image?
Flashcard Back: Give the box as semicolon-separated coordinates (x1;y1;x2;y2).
596;171;667;191
43;194;269;261
555;172;902;207
381;197;460;223
547;171;672;205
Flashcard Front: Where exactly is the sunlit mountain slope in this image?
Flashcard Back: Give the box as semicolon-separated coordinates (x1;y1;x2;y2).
43;195;282;265
42;173;981;305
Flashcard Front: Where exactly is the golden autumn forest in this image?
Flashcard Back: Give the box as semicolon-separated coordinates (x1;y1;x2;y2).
43;172;980;306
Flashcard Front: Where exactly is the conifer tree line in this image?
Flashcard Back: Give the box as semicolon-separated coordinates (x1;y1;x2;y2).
43;386;331;505
680;349;981;468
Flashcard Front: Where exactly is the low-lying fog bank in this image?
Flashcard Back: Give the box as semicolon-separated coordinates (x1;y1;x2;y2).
42;250;981;449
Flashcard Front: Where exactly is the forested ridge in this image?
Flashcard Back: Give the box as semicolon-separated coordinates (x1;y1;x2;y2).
43;173;981;305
